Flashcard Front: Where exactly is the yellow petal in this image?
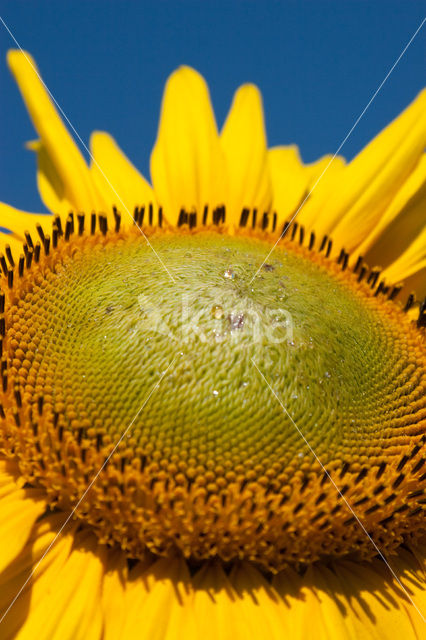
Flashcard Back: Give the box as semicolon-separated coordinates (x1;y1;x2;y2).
26;140;74;216
0;200;51;239
397;267;426;302
268;146;307;227
304;154;346;187
102;551;127;640
0;201;51;259
274;566;345;639
122;557;196;640
229;563;290;639
319;90;426;250
286;154;347;230
220;84;272;225
285;567;356;640
0;468;46;575
7;50;102;213
362;154;426;267
0;492;46;575
332;558;425;640
378;544;426;640
269;147;346;230
0;233;23;261
90;132;156;228
150;66;226;224
14;532;104;640
382;225;426;284
191;563;250;639
0;513;76;638
304;565;359;640
275;549;426;640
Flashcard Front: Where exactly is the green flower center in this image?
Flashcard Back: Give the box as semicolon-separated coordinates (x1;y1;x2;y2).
2;228;425;570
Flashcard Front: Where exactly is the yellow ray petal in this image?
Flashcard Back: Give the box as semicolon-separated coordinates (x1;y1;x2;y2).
298;154;347;232
268;146;307;225
382;225;426;285
14;532;104;640
102;551;127;640
26;140;74;216
0;513;71;593
318;90;426;251
305;565;358;640
361;154;426;267
304;154;345;186
7;50;102;213
90;132;156;228
0;465;46;575
0;513;77;639
220;84;272;226
331;558;425;640
0;233;24;261
273;566;348;639
269;148;346;230
378;544;426;640
229;563;290;639
150;66;226;224
0;202;52;256
122;557;196;640
0;491;46;575
191;563;250;639
274;550;426;640
397;267;426;302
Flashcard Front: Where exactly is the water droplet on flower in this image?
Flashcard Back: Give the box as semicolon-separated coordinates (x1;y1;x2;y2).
325;371;331;378
212;389;219;396
211;305;224;319
291;394;298;400
223;268;235;279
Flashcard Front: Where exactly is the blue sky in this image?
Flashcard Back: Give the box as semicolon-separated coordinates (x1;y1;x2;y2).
0;0;425;213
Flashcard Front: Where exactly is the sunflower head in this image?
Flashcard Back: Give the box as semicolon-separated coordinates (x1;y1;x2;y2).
0;202;425;572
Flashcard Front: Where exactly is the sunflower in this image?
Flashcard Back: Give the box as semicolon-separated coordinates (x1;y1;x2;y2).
0;49;425;639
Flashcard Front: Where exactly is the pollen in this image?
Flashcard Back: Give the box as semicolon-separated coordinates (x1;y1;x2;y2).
0;211;425;571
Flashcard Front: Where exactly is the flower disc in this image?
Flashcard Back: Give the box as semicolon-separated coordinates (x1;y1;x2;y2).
1;224;425;570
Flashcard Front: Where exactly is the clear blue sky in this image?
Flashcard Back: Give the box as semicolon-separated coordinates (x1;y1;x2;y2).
0;1;425;214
